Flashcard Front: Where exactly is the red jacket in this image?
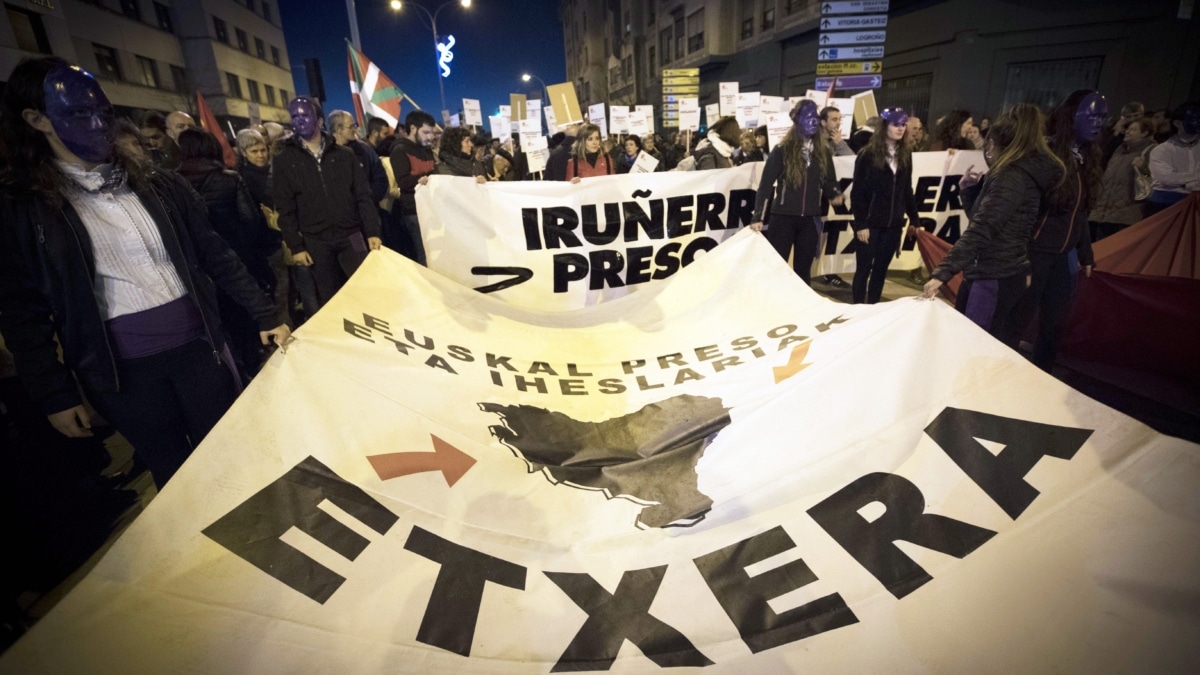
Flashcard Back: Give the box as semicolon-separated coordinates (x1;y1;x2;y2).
566;153;614;180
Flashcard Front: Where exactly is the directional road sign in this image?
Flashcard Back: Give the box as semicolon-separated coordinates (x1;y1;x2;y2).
662;68;699;77
819;30;886;46
815;75;883;90
820;0;889;14
818;45;886;61
817;61;882;76
819;14;887;29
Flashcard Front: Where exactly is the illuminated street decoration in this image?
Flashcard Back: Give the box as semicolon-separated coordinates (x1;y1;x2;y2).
437;35;456;78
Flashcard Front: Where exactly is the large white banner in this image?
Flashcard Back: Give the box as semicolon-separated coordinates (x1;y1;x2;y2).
3;235;1198;673
417;164;762;311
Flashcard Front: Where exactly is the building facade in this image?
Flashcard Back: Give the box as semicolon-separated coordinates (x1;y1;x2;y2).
562;0;1200;130
2;0;294;126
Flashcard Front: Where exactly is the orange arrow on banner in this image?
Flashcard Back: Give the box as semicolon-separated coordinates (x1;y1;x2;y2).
367;435;476;487
773;342;813;384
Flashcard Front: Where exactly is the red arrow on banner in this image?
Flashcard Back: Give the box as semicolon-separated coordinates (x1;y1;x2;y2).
367;435;476;487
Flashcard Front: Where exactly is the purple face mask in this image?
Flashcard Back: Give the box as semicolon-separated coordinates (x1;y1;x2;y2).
1073;92;1108;144
288;98;319;139
1182;108;1200;136
793;101;821;138
43;65;115;163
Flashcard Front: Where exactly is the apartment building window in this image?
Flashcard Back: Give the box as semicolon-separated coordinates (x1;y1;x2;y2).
280;88;289;102
265;84;276;107
120;0;141;21
135;55;159;88
762;7;775;31
255;37;266;59
214;17;228;43
610;65;620;86
93;43;122;80
5;5;52;54
786;0;808;15
262;1;272;24
623;10;630;34
245;0;256;11
659;27;671;65
154;2;173;32
170;64;187;93
271;45;281;66
226;72;243;98
247;78;261;103
687;9;705;54
647;5;655;25
623;55;632;79
236;28;248;52
741;0;754;40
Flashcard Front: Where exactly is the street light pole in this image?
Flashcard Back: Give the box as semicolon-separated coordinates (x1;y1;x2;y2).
346;0;362;52
522;73;549;102
392;0;472;123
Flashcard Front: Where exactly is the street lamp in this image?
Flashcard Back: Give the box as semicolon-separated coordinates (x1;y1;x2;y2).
522;73;549;101
391;0;473;122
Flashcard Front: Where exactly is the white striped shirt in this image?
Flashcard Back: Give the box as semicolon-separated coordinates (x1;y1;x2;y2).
57;161;188;320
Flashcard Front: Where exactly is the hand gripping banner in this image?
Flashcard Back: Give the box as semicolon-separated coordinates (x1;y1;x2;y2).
3;233;1198;673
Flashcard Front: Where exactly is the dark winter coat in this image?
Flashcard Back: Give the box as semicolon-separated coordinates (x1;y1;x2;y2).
434;151;484;177
752;143;840;221
1033;150;1096;266
0;169;280;415
850;148;922;231
344;138;389;204
388;136;436;215
546;135;577;181
272;133;381;254
932;152;1063;282
178;158;277;284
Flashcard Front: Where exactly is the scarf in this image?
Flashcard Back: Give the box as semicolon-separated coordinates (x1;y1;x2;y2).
706;131;733;158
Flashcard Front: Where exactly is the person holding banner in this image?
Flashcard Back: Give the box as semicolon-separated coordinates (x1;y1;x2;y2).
434;126;486;182
566;124;614;181
0;58;291;487
850;108;923;304
749;100;845;286
923;105;1065;342
693;117;741;171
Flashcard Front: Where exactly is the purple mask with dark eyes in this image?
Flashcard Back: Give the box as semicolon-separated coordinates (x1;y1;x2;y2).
1073;92;1108;144
288;98;319;139
793;101;820;138
43;65;115;163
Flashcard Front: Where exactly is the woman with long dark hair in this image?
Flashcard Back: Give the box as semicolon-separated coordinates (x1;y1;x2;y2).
929;109;974;151
0;57;289;487
435;126;486;179
924;104;1064;341
1010;89;1104;371
850;108;922;304
749;99;845;285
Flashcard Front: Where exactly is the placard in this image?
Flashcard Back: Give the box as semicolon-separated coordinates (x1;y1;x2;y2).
705;103;721;126
546;82;583;125
636;105;655;134
627;109;649;137
462;98;483;126
489;114;511;140
544;104;558;132
736;92;761;128
509;94;527;122
852;89;878;126
679;98;701;132
526;98;543;132
587;102;608;139
719;82;739;117
759;95;785;115
764;112;793;151
609;106;630;134
630;150;660;173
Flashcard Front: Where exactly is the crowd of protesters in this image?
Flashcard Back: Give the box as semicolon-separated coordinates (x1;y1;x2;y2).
1;55;1198;637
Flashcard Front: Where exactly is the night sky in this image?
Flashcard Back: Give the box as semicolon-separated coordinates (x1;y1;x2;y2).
277;0;567;123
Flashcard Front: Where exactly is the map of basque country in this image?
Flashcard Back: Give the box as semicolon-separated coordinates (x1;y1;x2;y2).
480;395;732;528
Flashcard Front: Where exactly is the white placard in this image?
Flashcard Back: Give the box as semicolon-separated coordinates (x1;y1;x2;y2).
525;148;550;173
719;82;739;117
489;115;511;140
462;99;483;126
627;109;649;137
587;102;607;135
805;89;829;108
526;99;543;132
499;105;511;118
610;106;630;134
450;113;460;127
759;96;785;115
705;103;721;126
636;105;655;134
764;113;793;151
544;105;558;133
736;91;761;128
630;150;660;173
678;97;700;132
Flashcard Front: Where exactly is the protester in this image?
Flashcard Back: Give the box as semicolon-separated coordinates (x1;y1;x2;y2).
749;100;845;285
566;123;615;181
177;128;277;379
642;133;663;165
165;110;195;144
754;125;769;154
364;117;393;150
848;116;879;153
138;111;171;166
485;148;516;181
615;134;642;173
274;96;381;308
965;124;984;149
1090;118;1156;240
329;110;388;208
235;128;296;327
929;109;973;151
388;110;438;263
1102;101;1144;166
1009;90;1103;371
0;58;289;487
821;107;854;156
850;108;922;304
1146;101;1200;215
923;104;1064;341
546;122;580;181
905;116;928;151
113;118;152;161
693;117;741;170
735;129;764;165
435;126;486;180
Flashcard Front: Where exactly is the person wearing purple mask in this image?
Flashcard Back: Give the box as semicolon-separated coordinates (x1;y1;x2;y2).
273;96;382;311
0;57;290;488
749;99;845;285
1009;90;1104;372
849;108;922;304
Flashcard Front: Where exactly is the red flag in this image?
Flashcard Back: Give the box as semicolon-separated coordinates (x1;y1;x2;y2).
196;91;237;167
825;78;836;101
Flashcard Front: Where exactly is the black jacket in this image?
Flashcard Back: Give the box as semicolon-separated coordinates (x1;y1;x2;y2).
933;152;1062;282
546;135;577;181
272;133;381;254
753;143;840;220
850;149;921;231
0;169;280;415
239;161;273;210
344;138;389;204
434;151;484;177
388;136;436;215
179;159;278;285
1032;154;1095;266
